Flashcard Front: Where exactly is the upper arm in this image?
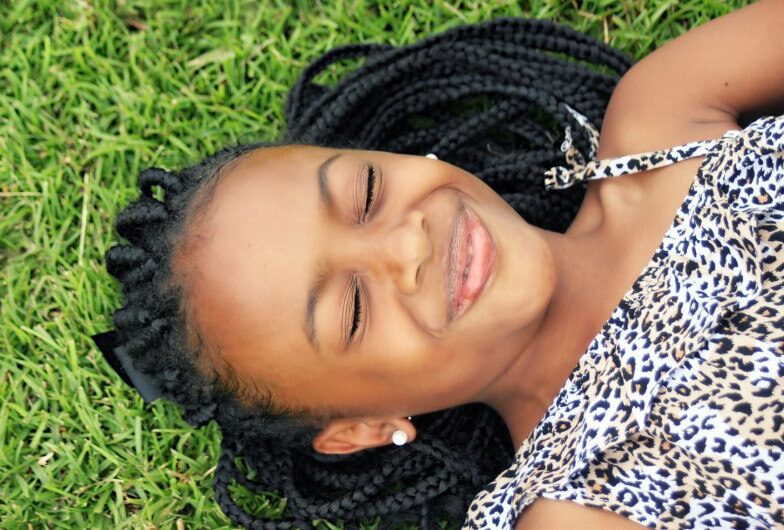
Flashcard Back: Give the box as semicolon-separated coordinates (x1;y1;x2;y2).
514;498;651;530
598;0;784;160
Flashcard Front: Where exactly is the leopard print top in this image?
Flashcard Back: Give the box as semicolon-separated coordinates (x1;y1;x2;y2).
463;104;784;530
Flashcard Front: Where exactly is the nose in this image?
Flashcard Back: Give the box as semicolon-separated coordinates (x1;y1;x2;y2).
374;209;432;295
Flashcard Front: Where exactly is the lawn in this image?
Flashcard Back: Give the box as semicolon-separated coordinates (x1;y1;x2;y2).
0;0;754;528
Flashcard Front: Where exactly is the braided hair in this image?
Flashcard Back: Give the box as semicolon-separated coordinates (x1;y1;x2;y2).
102;16;633;530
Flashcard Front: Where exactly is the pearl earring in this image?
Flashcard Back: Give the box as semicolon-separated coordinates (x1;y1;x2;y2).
392;430;408;446
425;153;438;160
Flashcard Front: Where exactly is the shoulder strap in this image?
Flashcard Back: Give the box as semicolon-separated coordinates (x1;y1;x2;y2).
543;104;722;190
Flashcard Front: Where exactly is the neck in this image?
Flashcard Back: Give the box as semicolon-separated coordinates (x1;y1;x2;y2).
477;224;611;449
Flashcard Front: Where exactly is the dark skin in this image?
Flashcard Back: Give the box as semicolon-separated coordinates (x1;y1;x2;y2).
176;1;783;528
178;143;617;454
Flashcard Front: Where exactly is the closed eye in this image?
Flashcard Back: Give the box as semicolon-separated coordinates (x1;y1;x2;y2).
342;275;366;345
363;165;376;219
346;162;383;345
350;277;363;340
356;163;382;224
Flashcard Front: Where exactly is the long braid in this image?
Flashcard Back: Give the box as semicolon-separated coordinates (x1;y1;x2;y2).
102;15;632;530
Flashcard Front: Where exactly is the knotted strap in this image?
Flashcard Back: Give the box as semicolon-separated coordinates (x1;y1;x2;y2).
543;103;723;190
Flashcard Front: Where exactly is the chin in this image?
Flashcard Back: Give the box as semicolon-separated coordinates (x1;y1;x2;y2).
494;217;555;326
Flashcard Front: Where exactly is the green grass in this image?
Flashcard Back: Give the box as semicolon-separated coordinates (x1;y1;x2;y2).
0;0;754;528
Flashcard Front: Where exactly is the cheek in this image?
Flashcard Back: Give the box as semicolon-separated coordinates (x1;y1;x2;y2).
365;326;432;376
361;329;473;396
395;156;455;191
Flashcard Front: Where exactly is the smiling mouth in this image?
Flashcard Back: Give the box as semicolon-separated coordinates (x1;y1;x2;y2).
444;199;495;323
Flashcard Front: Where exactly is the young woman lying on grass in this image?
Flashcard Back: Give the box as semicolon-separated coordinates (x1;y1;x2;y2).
91;0;784;528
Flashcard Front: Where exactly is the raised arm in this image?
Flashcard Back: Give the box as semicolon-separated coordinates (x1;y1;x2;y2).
598;0;784;159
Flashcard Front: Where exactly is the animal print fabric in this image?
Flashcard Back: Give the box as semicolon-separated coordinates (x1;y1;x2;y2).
463;104;784;530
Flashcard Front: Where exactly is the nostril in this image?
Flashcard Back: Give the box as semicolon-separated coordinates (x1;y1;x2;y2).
416;263;423;285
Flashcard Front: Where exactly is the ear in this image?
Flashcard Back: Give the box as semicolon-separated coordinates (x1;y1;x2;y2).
312;417;417;455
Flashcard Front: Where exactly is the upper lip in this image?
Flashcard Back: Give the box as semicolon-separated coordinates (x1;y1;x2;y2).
444;198;466;325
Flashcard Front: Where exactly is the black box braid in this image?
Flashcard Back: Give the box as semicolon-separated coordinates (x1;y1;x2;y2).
99;15;633;530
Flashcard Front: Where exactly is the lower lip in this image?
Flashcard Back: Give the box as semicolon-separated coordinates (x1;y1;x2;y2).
452;205;495;320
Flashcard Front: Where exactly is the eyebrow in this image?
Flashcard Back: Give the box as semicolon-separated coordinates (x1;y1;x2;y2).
304;153;343;352
317;153;341;210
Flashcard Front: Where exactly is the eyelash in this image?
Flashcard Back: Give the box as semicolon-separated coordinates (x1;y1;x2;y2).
354;163;379;224
348;276;363;341
348;163;379;342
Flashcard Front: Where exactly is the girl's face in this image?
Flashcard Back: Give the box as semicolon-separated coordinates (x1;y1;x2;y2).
180;145;556;420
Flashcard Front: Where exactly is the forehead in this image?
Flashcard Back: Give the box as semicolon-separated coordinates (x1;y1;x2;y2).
181;145;332;387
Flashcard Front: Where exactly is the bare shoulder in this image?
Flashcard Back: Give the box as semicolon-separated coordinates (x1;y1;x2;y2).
597;0;784;149
593;104;739;208
514;497;651;530
597;88;740;163
570;110;740;242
